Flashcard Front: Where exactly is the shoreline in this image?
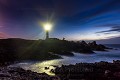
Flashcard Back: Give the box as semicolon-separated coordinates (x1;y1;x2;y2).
8;49;120;76
0;38;110;65
0;60;120;80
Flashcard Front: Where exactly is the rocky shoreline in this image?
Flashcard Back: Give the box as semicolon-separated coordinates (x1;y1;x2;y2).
0;38;115;80
54;60;120;80
0;60;120;80
0;67;60;80
0;38;111;65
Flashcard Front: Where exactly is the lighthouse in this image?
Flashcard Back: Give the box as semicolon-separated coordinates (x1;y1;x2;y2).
43;22;52;40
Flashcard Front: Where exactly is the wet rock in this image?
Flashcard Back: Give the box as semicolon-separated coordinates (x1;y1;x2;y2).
45;67;49;70
0;73;10;77
54;60;120;80
0;67;59;80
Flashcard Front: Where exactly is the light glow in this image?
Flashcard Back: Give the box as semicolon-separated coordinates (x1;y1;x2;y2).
43;23;52;31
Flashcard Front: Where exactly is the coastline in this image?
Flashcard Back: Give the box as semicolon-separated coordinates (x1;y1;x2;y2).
0;60;120;80
0;38;110;65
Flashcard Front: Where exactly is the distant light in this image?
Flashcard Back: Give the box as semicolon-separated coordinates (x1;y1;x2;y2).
43;23;52;31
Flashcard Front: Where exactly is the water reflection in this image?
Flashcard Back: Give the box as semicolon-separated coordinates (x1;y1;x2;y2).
30;59;63;75
10;49;120;76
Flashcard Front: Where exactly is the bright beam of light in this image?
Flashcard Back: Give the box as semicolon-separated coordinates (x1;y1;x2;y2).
43;23;52;31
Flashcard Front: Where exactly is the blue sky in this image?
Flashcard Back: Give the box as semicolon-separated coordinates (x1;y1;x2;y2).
0;0;120;44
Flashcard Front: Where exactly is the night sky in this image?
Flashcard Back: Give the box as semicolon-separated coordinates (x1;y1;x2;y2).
0;0;120;44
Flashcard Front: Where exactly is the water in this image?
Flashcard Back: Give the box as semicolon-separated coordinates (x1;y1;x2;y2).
10;44;120;75
104;44;120;49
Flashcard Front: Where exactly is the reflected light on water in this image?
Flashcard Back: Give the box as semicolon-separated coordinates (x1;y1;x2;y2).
30;59;63;75
10;49;120;76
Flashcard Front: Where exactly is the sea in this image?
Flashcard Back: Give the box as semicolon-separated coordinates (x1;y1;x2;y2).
10;44;120;75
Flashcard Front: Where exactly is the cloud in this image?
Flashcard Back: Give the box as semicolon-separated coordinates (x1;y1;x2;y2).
96;25;120;33
56;0;120;24
95;24;120;42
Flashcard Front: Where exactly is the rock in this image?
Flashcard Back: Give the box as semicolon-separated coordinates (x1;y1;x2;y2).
114;72;120;78
44;67;49;70
0;73;10;77
0;67;58;80
104;70;111;76
88;41;109;51
54;60;120;80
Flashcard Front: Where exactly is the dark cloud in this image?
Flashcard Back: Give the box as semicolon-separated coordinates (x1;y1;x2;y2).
1;0;120;23
55;0;120;25
96;25;120;33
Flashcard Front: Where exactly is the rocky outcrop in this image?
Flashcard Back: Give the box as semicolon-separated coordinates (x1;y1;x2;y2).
0;38;110;65
54;60;120;80
88;41;110;51
0;67;60;80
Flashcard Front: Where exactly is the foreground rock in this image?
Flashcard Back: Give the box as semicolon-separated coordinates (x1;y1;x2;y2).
0;67;60;80
1;60;120;80
54;60;120;80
